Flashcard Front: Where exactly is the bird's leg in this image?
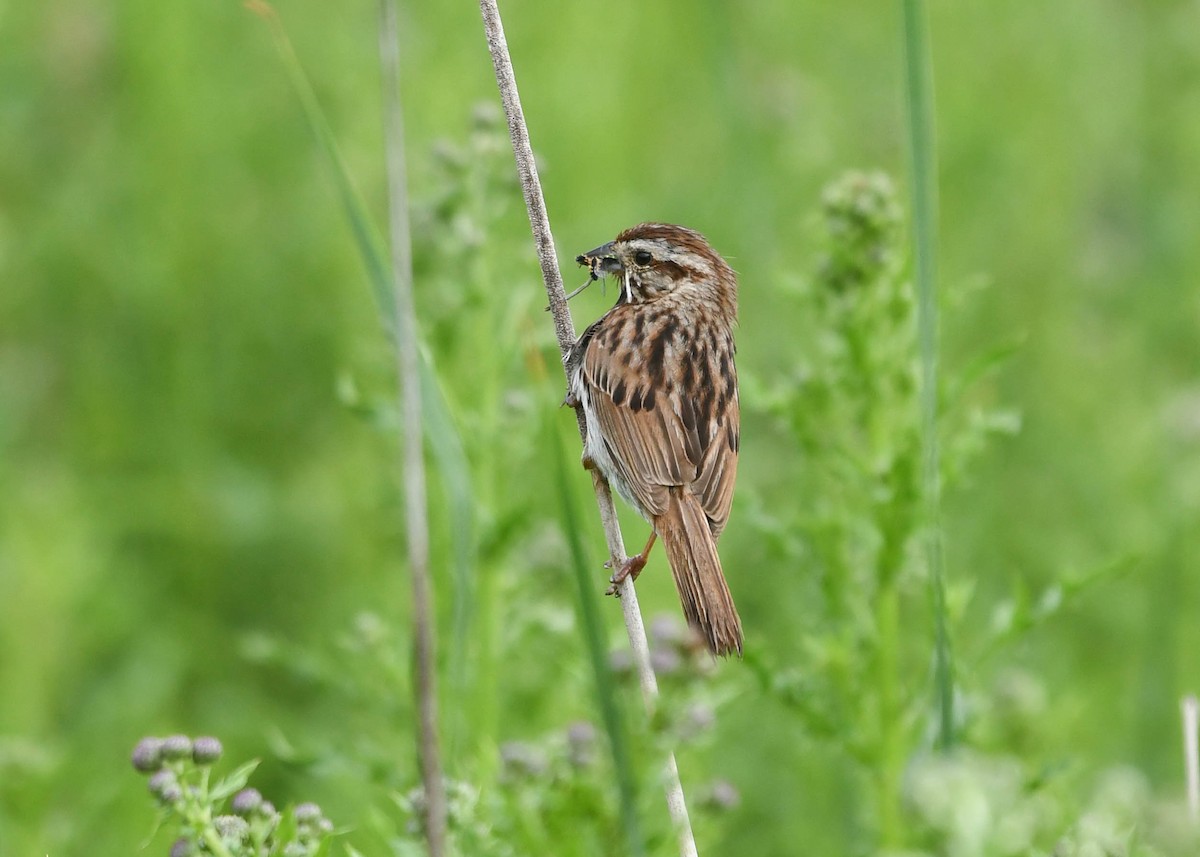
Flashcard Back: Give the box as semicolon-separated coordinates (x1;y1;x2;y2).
606;531;658;596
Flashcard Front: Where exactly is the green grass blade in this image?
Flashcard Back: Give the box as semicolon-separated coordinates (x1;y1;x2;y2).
249;2;394;322
548;415;644;857
900;0;955;750
252;0;475;755
418;354;476;751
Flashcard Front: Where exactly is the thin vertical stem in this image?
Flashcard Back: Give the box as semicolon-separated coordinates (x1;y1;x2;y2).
552;422;644;857
901;0;955;751
251;2;448;842
379;1;446;853
1184;695;1199;821
477;1;697;853
874;577;902;845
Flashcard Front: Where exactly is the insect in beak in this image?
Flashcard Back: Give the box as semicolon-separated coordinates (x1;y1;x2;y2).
576;241;621;277
545;249;612;311
577;252;603;282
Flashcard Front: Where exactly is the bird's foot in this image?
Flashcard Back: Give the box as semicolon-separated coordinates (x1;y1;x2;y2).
605;553;647;596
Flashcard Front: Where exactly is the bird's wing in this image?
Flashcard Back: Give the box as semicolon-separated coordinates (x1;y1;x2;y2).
580;307;738;533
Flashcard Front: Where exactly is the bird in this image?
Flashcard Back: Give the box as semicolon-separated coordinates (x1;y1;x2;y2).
565;223;743;656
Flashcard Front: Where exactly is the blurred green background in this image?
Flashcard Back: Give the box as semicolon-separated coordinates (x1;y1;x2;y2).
2;0;1199;854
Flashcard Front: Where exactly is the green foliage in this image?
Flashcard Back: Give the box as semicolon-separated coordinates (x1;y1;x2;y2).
370;612;741;857
750;171;924;846
2;1;1199;856
897;750;1200;857
548;410;643;856
129;735;335;857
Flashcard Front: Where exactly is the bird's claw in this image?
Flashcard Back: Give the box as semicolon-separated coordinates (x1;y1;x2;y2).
605;553;647;596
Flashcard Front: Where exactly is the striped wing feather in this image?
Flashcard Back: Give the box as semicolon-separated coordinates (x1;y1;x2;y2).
581;311;738;536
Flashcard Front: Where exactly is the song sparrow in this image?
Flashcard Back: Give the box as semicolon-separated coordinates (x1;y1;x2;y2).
565;223;743;656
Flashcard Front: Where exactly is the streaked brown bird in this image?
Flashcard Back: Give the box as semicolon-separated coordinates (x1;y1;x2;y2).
566;223;743;656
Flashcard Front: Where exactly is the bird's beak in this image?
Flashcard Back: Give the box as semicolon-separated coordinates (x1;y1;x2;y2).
576;242;622;280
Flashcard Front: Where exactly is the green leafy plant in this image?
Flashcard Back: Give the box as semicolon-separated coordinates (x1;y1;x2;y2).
743;170;1025;850
130;735;336;857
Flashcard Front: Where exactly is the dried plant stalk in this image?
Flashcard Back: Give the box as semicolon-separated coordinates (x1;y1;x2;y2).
477;1;698;854
379;0;447;853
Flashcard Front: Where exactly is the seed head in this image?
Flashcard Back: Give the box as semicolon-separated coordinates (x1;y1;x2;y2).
191;736;223;765
131;737;164;773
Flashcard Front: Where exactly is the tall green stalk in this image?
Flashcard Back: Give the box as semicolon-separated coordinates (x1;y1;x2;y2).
252;3;478;718
900;0;955;750
875;576;902;844
548;416;645;857
253;0;478;808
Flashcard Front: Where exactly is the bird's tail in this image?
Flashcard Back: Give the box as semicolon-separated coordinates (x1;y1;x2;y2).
657;489;743;657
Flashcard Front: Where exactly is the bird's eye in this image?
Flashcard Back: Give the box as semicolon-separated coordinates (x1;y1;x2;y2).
633;250;653;266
